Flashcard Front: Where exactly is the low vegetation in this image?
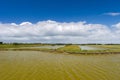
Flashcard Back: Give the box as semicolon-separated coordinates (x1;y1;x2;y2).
1;43;120;54
0;43;49;48
56;45;81;53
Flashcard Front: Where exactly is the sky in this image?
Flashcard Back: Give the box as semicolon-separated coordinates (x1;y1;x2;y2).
0;0;120;43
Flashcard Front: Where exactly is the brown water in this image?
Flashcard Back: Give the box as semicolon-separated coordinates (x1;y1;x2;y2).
0;51;120;80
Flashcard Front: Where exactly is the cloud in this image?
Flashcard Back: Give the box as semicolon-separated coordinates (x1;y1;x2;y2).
104;12;120;16
0;20;120;43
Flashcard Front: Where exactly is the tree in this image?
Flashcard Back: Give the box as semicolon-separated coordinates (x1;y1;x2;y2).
13;43;19;45
0;42;3;44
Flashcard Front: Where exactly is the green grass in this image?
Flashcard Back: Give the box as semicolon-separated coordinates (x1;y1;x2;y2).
1;44;120;54
0;44;52;48
56;45;119;54
57;45;81;53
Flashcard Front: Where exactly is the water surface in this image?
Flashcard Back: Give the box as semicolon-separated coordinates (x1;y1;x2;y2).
80;45;104;50
22;45;65;49
0;51;120;80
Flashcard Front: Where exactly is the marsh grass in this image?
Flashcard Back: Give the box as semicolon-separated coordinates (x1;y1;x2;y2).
1;44;120;54
57;45;81;53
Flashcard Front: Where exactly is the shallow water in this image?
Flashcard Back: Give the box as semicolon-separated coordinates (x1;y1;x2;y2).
23;45;65;49
0;51;120;80
80;45;104;50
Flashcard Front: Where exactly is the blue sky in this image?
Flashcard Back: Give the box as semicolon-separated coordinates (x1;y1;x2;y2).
0;0;120;25
1;0;120;43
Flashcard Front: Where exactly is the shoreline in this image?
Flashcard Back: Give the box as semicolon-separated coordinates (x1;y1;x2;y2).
0;48;120;55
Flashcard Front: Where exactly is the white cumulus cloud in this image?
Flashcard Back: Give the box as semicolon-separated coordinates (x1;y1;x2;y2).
0;20;120;43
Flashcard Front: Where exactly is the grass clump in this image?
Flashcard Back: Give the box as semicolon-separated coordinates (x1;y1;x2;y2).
57;45;81;53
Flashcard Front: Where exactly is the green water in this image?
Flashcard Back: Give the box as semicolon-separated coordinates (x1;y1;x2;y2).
0;51;120;80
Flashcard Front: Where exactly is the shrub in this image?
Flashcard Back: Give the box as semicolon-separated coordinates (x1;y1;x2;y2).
0;42;3;44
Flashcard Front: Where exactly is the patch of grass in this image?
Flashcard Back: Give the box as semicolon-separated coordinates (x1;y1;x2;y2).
57;45;81;53
0;44;47;49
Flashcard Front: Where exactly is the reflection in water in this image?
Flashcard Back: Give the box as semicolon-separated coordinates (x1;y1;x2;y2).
80;45;104;50
23;45;65;49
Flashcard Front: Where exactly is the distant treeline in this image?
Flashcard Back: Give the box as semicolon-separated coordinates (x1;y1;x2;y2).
0;42;120;45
